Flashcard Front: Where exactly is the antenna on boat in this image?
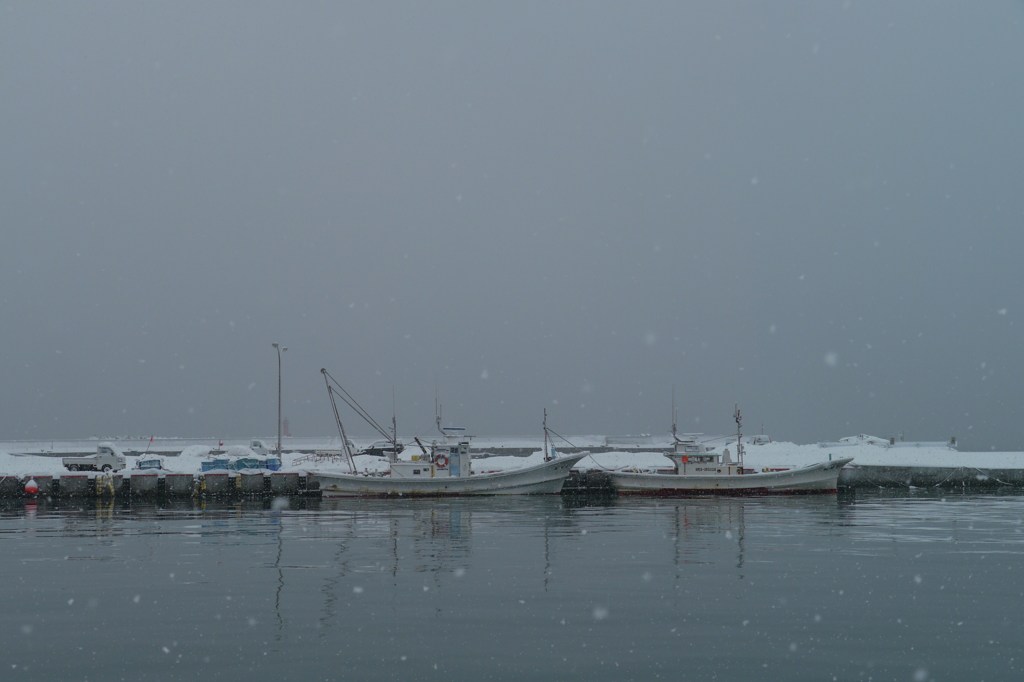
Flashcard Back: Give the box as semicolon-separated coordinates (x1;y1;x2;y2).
543;408;551;461
671;386;678;443
434;386;445;436
734;403;745;472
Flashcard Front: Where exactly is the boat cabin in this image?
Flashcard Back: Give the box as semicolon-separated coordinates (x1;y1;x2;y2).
665;435;743;476
391;427;472;480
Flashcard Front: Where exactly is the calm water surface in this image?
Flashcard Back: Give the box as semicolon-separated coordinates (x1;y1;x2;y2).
2;491;1023;681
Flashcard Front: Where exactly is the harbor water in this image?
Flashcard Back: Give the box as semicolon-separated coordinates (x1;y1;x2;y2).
2;491;1023;681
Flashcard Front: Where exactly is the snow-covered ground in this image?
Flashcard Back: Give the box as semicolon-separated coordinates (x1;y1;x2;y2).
0;436;594;478
738;435;1024;469
2;433;1022;479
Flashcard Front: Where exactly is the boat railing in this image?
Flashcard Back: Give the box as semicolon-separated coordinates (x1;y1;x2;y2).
294;449;348;466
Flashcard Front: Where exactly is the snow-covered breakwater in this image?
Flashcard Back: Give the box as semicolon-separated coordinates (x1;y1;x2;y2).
4;433;1024;494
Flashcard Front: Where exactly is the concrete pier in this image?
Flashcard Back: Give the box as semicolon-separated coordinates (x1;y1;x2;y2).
840;464;1024;488
129;472;159;496
237;471;266;495
199;472;232;496
564;466;1024;495
59;474;91;497
5;461;1024;501
270;472;300;495
7;472;319;500
165;473;194;496
0;475;23;497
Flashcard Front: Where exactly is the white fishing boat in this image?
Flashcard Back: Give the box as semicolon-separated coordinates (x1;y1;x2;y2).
608;405;852;495
311;369;586;498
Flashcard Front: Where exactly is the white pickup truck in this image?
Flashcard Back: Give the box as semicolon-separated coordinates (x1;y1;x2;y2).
63;443;128;472
249;439;271;455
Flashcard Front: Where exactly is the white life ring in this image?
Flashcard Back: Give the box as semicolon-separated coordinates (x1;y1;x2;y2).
436;455;449;468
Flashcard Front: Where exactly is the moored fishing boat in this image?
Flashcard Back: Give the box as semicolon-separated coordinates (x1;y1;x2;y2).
608;405;852;495
310;369;585;497
314;431;586;497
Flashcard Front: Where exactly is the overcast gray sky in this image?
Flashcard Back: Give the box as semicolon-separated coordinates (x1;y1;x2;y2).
3;2;1024;449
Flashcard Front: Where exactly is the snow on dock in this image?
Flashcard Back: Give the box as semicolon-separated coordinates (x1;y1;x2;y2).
3;433;1024;497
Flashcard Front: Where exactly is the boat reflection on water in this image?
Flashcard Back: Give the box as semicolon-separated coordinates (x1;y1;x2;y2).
321;497;476;577
290;495;588;637
663;496;749;573
8;490;1024;681
600;494;855;598
312;495;583;570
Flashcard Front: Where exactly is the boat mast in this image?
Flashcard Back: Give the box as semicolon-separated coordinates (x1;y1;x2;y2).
734;403;745;472
320;367;396;470
321;368;356;472
541;413;576;461
391;386;399;465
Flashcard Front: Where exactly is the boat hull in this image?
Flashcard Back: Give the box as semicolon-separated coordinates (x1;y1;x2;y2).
313;454;587;498
608;457;853;496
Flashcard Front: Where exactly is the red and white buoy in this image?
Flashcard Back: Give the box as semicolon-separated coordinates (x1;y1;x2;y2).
24;478;39;496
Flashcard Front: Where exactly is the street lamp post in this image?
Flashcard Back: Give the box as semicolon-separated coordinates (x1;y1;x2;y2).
272;342;287;455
